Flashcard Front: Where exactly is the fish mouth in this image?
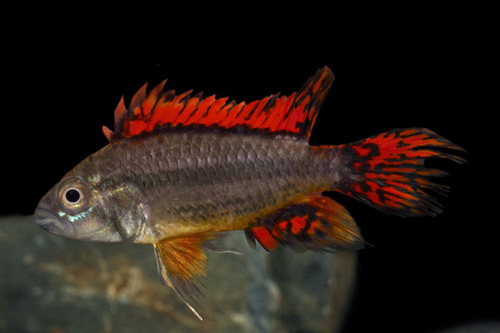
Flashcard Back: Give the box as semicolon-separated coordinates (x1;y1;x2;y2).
34;207;72;237
34;208;58;231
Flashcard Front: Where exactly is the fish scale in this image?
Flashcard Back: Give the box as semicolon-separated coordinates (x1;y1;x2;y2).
68;130;330;244
96;132;334;240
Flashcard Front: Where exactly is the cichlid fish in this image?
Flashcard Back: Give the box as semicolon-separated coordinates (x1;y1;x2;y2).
35;67;465;319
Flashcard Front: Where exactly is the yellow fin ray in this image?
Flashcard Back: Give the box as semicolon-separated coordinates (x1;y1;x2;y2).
153;233;217;320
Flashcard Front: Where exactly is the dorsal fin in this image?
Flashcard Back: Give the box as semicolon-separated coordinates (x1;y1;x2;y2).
102;67;335;143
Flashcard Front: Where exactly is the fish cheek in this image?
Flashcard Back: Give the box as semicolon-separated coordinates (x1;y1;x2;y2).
59;206;107;240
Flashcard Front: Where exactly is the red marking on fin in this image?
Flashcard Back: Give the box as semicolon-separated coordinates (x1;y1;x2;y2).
250;225;280;251
245;195;365;253
153;233;217;320
103;67;334;142
336;128;466;217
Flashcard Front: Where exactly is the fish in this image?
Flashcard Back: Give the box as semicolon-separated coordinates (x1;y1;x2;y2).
34;66;465;319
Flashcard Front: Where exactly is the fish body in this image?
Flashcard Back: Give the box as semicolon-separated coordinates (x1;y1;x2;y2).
42;130;333;243
35;67;465;319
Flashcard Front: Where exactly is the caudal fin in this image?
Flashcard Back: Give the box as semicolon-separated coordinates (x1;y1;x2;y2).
335;128;466;217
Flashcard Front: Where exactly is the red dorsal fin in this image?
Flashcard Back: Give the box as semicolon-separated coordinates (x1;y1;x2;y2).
102;67;335;143
245;195;365;253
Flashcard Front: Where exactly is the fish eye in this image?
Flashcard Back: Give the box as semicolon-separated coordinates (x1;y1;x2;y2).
57;176;91;213
64;188;81;204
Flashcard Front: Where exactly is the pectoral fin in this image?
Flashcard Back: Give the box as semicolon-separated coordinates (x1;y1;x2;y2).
153;233;216;320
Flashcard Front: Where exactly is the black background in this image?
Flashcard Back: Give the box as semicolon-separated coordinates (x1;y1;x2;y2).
1;6;495;332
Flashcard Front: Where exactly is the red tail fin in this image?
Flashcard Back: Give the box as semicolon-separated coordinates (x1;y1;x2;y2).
335;128;466;217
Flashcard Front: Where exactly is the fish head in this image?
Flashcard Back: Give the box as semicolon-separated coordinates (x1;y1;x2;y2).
35;171;146;243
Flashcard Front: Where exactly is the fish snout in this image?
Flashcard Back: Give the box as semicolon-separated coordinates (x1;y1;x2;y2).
34;207;57;231
34;205;74;238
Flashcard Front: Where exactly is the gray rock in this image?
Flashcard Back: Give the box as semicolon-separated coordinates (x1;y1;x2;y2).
0;215;357;333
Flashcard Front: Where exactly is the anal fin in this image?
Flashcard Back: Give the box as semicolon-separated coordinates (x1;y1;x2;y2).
245;195;365;253
153;233;216;320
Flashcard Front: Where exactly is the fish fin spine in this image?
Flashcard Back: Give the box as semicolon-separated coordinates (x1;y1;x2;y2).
335;128;466;217
245;195;365;253
103;67;334;142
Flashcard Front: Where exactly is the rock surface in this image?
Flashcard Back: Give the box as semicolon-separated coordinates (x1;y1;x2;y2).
0;215;357;333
